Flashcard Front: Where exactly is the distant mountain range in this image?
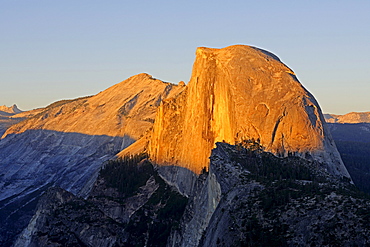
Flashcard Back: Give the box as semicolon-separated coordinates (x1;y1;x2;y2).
0;104;22;116
0;105;24;137
324;112;370;123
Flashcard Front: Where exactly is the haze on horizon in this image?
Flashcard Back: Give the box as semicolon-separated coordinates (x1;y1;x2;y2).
1;0;370;115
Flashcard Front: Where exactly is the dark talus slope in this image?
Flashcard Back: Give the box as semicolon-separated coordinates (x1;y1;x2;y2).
149;45;349;179
0;74;184;246
16;143;370;247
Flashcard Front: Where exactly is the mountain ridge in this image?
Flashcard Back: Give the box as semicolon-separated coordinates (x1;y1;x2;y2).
2;73;184;140
325;111;370;123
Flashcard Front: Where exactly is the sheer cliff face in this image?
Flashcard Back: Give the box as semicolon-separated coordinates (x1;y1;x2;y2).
149;45;349;177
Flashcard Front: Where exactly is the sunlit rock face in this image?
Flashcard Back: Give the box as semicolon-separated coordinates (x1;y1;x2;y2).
149;45;349;178
3;73;184;141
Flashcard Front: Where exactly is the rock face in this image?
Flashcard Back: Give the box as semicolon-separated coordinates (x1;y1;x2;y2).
149;45;349;178
0;73;184;246
325;112;370;123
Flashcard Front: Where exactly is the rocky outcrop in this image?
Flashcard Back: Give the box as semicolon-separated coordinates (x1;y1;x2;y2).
0;104;22;116
149;45;349;178
0;74;184;246
325;112;370;123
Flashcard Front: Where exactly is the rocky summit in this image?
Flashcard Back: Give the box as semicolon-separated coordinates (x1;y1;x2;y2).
0;45;364;246
149;45;349;177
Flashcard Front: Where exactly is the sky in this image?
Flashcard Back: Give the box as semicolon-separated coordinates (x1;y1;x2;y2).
1;0;369;114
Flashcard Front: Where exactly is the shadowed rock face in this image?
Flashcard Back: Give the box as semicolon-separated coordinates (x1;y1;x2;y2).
149;45;349;177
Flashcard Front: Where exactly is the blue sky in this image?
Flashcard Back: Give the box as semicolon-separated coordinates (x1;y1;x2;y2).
1;0;369;114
